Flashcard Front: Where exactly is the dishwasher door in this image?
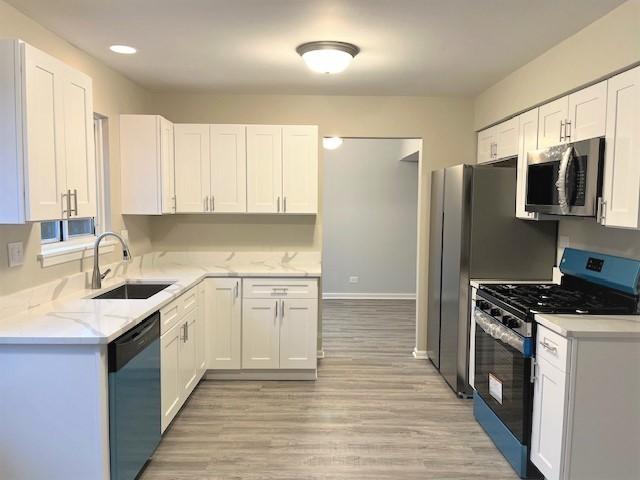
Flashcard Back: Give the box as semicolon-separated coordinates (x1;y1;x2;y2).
108;312;161;480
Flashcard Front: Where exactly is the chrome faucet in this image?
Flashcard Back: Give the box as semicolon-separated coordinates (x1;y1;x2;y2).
91;232;132;289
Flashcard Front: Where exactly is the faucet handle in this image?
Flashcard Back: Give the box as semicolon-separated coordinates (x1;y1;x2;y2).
123;249;132;262
100;268;112;280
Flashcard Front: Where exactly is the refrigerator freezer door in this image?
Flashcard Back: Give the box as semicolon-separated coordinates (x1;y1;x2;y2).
427;169;445;367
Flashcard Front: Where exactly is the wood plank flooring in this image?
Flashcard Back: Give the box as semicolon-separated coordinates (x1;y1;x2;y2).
140;299;517;480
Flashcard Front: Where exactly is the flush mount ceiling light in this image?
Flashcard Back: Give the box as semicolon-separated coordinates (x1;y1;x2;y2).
109;45;137;54
296;41;359;74
323;137;344;150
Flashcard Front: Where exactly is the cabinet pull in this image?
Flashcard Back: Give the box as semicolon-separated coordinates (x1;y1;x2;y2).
284;196;287;213
71;189;78;216
234;281;239;299
564;120;571;141
61;191;70;218
172;195;177;212
185;322;189;342
275;300;278;319
560;120;565;142
597;197;606;224
541;339;557;353
281;300;285;321
277;196;280;213
204;196;209;212
211;195;215;212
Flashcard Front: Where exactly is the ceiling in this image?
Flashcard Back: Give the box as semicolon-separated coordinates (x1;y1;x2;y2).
7;0;625;95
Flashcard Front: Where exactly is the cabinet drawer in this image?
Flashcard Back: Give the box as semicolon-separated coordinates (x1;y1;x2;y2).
160;286;198;334
242;278;318;299
181;287;198;315
536;325;569;372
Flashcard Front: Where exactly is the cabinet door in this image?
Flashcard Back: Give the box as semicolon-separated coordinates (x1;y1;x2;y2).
476;127;496;164
279;299;318;369
282;125;318;213
22;43;67;221
530;357;567;480
495;117;519;159
567;81;607;143
246;125;282;213
178;311;198;399
160;117;175;214
207;278;242;370
62;66;96;219
195;282;207;377
538;96;569;148
242;299;279;369
601;66;640;229
160;323;181;433
174;124;210;213
516;109;539;220
210;124;246;212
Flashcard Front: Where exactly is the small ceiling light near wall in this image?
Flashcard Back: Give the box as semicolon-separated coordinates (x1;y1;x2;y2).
109;45;137;55
323;137;343;150
296;41;359;74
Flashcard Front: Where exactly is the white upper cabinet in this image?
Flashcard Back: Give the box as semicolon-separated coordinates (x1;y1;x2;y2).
495;117;519;159
601;66;640;229
210;124;247;212
0;40;96;223
538;81;607;148
476;126;497;164
516;108;539;220
121;115;175;215
282;125;318;214
174;124;211;213
476;118;518;164
567;81;607;142
247;125;283;213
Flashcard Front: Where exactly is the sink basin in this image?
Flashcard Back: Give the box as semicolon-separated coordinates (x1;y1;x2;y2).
92;282;173;300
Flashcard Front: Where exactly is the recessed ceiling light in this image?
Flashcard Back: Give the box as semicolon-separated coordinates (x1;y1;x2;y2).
109;45;137;55
296;41;359;74
323;137;344;150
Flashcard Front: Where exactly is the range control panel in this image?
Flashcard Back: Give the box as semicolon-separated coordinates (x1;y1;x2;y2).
475;299;532;338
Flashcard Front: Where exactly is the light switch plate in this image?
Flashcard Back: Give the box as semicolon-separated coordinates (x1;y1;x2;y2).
349;276;359;284
7;241;24;267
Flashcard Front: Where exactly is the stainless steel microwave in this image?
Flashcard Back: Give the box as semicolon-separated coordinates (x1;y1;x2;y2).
525;137;604;217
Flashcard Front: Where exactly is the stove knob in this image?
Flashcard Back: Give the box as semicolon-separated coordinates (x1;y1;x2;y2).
477;300;490;310
490;308;501;317
501;315;512;325
507;318;520;328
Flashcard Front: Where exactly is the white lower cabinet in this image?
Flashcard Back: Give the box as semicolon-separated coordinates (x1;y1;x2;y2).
205;278;242;369
160;283;206;433
279;299;318;369
530;324;640;480
160;322;181;433
242;298;280;369
530;355;567;480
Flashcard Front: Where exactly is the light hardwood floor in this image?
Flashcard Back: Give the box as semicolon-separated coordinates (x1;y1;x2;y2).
140;299;517;480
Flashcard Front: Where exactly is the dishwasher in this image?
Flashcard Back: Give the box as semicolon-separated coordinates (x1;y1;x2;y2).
108;312;161;480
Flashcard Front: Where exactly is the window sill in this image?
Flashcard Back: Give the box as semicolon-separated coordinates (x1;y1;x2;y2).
38;238;116;268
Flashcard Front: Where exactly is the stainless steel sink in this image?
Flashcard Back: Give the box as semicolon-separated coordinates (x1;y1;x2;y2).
92;282;173;300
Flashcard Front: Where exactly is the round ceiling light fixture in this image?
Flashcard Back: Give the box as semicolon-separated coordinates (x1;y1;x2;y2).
323;137;344;150
109;45;137;55
296;41;359;74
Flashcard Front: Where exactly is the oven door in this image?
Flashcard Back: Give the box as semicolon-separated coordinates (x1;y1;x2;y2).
473;308;533;444
525;137;604;216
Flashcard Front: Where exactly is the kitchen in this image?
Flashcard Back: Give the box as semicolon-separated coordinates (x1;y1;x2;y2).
0;1;639;479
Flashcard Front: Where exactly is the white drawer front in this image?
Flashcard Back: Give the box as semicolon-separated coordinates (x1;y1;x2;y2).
536;325;569;373
181;287;198;314
160;297;182;335
242;278;318;299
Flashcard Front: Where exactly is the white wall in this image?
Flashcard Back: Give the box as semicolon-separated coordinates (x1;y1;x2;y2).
322;138;419;298
558;220;640;262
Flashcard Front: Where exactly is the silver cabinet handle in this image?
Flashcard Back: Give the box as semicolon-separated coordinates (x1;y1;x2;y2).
204;195;209;212
541;339;557;353
211;195;215;212
281;300;285;321
560;120;565;142
172;195;177;213
597;197;607;224
234;281;239;299
61;191;70;218
181;322;187;342
185;321;189;342
284;196;287;213
71;189;78;216
277;196;280;213
275;300;278;319
565;120;571;141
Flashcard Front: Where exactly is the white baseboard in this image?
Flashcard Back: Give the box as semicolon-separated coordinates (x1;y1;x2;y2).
412;348;428;359
205;369;317;381
322;292;416;300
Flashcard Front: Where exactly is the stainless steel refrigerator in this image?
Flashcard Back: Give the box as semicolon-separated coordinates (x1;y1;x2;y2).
427;164;557;397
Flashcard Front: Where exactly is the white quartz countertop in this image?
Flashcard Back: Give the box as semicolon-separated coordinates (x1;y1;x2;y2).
0;262;320;346
535;312;640;338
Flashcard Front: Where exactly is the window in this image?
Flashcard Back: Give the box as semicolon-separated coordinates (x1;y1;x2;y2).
39;115;110;264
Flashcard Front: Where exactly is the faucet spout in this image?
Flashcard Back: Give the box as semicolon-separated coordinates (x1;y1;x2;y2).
91;232;132;289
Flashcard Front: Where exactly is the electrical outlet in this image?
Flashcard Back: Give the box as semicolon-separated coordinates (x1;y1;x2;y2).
349;276;359;284
7;242;24;267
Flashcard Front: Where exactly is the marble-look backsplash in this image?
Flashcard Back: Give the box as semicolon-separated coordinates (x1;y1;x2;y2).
0;251;321;318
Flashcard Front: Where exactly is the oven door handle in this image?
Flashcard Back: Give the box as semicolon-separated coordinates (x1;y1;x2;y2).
474;308;525;354
556;145;574;215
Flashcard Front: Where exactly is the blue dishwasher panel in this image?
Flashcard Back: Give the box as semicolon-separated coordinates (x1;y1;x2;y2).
108;314;161;480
